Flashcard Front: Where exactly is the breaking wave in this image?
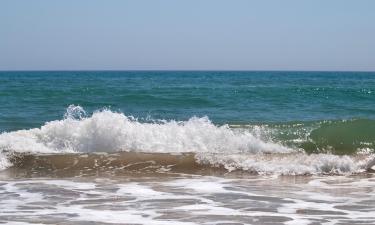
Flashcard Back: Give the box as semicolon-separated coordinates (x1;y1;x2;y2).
0;106;374;175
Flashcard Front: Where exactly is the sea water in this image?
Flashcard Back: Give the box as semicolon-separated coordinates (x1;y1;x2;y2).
0;71;374;224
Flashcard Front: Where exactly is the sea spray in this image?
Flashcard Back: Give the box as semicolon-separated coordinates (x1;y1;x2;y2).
0;106;292;154
0;106;374;175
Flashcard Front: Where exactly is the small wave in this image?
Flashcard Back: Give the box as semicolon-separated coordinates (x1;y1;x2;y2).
0;106;290;154
0;106;290;171
306;119;375;154
5;152;375;176
231;119;375;154
196;152;375;175
0;106;374;175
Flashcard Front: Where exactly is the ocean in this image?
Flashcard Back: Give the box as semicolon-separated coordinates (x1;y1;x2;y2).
0;71;375;224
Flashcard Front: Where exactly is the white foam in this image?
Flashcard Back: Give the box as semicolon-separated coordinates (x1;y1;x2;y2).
0;106;373;175
0;107;290;155
0;179;198;225
117;183;168;199
196;153;374;175
166;177;231;193
1;176;375;224
0;151;11;170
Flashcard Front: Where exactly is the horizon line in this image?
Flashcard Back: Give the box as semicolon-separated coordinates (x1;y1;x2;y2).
1;69;375;73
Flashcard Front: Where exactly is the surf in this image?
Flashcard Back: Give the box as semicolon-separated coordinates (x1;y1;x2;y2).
0;105;374;175
5;151;375;177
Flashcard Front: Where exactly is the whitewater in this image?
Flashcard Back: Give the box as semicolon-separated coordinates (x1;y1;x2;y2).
1;106;374;175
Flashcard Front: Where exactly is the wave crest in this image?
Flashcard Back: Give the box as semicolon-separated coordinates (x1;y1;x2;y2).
0;106;290;170
1;106;374;175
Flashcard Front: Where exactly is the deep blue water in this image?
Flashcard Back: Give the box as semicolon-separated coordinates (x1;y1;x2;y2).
0;71;375;131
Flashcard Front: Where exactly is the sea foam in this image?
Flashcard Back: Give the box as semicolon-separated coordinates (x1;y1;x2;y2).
0;106;373;174
0;106;291;154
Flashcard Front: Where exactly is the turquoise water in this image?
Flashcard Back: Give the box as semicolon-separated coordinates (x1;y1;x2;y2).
2;71;375;225
1;71;375;154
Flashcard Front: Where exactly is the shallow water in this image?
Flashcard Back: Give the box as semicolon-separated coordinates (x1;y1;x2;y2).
1;172;375;225
1;153;375;224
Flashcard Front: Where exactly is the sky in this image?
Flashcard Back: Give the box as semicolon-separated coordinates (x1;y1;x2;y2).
0;0;374;71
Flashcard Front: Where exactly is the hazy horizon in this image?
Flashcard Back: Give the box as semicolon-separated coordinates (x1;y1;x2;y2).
1;0;375;71
1;69;375;72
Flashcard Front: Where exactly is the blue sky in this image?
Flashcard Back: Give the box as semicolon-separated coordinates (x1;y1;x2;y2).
0;0;374;71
